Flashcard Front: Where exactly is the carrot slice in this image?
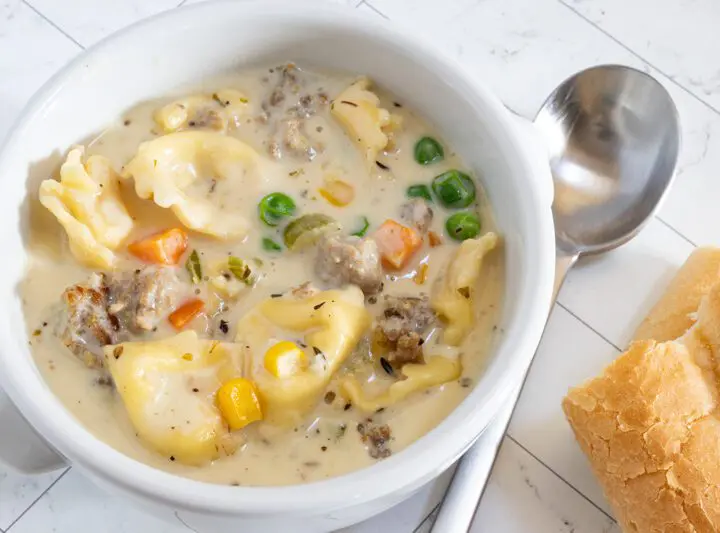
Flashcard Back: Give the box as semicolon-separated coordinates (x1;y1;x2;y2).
373;219;422;270
428;231;443;248
169;299;205;330
128;228;188;265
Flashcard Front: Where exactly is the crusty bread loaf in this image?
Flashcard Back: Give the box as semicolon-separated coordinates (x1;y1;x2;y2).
634;247;720;342
563;251;720;532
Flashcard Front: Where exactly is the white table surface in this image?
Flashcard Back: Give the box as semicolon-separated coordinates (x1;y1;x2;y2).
0;0;716;531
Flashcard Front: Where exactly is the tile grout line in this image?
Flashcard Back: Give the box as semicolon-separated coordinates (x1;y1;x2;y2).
5;467;72;532
21;0;85;50
505;435;618;524
412;503;441;533
359;1;389;19
656;216;698;247
556;0;720;119
556;302;623;352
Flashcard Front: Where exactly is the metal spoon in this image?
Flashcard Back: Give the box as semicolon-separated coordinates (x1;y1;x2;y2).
430;64;680;532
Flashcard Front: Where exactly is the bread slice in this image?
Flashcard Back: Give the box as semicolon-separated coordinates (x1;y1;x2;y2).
634;247;720;343
564;250;720;532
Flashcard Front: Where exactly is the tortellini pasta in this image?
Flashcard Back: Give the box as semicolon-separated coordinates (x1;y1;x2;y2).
122;131;261;240
39;147;134;269
431;232;499;346
340;356;461;413
235;286;371;426
331;78;401;166
154;89;249;134
104;331;244;465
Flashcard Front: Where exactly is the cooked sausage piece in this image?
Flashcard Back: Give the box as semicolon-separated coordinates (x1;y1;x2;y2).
262;64;326;160
281;118;318;161
54;266;184;369
400;199;433;234
107;266;183;332
375;295;437;366
315;236;384;295
357;421;392;459
55;273;118;369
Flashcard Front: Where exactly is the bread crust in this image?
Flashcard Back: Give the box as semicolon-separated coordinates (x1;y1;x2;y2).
564;251;720;532
634;248;720;343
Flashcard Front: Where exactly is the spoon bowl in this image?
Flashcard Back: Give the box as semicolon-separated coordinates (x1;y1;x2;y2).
534;64;681;255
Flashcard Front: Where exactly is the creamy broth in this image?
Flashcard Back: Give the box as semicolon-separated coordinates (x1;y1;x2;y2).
22;64;504;485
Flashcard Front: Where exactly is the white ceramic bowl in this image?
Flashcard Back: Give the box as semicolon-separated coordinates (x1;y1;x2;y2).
0;2;555;531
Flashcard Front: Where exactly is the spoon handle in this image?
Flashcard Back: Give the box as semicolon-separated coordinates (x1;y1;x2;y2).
429;248;578;533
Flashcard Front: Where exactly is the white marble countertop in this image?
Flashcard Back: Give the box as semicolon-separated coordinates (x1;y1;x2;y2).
0;0;717;531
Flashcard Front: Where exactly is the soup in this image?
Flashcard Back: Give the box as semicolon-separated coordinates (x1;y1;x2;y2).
22;64;504;486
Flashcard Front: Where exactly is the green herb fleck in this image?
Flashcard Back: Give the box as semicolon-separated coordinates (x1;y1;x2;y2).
262;237;282;252
407;184;433;202
185;250;202;284
351;216;370;237
228;256;254;285
336;423;347;439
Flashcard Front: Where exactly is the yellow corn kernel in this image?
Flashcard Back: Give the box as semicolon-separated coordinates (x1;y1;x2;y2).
216;378;263;431
319;178;355;207
413;263;429;285
264;341;308;378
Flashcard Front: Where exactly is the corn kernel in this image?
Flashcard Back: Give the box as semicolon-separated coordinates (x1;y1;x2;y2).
319;178;355;207
215;378;263;431
413;263;429;285
264;341;308;378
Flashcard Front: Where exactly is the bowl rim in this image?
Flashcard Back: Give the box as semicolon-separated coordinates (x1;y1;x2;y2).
0;0;555;515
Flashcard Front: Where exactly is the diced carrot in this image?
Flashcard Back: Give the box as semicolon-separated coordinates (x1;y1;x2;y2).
373;219;422;270
428;231;442;248
169;299;205;330
128;228;188;265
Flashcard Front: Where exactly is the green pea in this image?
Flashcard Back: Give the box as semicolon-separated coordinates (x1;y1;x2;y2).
262;237;282;252
258;193;296;226
414;137;445;165
406;184;433;202
351;216;370;237
446;212;481;241
432;170;476;208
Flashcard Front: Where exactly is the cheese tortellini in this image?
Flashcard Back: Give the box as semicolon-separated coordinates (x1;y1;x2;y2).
39;147;134;269
331;78;401;166
122;131;261;240
105;331;244;465
154;89;249;134
235;286;371;426
431;232;499;346
341;356;461;413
